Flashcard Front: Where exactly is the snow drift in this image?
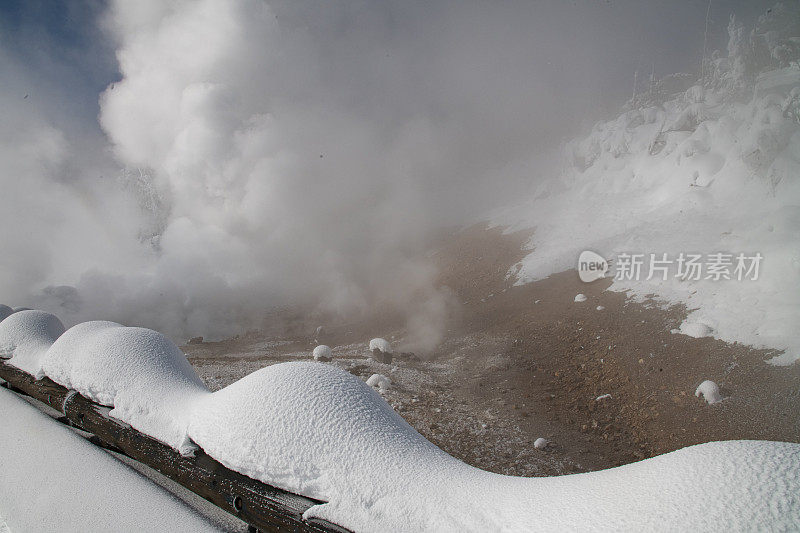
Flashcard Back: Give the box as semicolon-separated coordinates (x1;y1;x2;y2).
1;307;799;531
493;7;800;364
189;362;799;532
41;321;210;454
0;310;65;378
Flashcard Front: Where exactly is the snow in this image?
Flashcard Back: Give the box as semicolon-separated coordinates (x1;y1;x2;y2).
596;394;612;401
312;344;332;361
0;310;65;379
695;380;723;404
0;304;13;322
490;14;800;365
596;305;605;311
674;321;713;338
369;337;392;353
366;373;391;391
574;293;587;303
187;361;800;532
534;437;550;449
41;321;210;455
0;387;222;533
1;312;797;530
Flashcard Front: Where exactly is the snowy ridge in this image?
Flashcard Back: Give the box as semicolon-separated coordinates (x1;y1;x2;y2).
492;6;800;364
1;307;799;531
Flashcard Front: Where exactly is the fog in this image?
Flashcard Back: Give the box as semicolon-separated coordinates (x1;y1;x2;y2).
0;0;777;345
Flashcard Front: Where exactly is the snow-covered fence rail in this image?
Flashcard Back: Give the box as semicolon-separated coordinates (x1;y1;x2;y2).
0;362;349;533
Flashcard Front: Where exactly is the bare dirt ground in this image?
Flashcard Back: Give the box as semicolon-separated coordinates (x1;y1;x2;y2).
183;223;800;477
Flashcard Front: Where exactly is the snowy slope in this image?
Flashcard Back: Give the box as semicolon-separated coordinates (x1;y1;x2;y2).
0;388;222;533
493;6;800;364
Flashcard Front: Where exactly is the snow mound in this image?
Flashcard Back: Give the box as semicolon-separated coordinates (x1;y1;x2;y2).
187;361;800;531
0;304;13;322
0;310;65;378
369;337;392;353
312;344;332;361
0;387;222;533
366;373;391;391
675;321;713;338
534;437;550;449
42;322;209;454
695;380;723;404
574;293;587;303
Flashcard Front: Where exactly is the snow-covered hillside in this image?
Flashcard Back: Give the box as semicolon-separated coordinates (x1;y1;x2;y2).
2;308;799;531
494;4;800;364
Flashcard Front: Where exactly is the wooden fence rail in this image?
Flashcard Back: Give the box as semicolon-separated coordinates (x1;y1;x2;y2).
0;362;349;533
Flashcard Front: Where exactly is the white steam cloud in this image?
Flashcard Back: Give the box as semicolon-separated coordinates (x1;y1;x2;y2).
1;0;769;344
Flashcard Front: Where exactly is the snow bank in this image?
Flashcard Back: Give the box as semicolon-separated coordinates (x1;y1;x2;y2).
695;380;723;404
491;9;800;364
188;361;800;532
0;388;222;533
0;310;65;378
42;322;210;454
312;344;332;361
366;373;391;391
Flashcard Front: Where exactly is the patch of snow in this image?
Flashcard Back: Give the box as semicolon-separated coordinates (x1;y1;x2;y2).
366;373;391;391
42;321;209;454
574;294;587;303
312;345;332;361
369;337;392;354
0;310;65;378
596;394;612;401
0;387;222;533
674;321;713;338
596;305;605;311
695;380;723;404
534;437;550;449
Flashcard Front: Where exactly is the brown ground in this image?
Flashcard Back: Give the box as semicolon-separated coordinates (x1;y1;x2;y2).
184;223;800;477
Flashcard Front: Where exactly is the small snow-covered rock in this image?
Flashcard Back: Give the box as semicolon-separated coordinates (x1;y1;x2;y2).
0;310;65;378
369;337;392;353
313;345;332;362
366;373;391;391
596;305;605;311
534;437;550;449
695;380;722;404
574;294;587;303
369;337;393;363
